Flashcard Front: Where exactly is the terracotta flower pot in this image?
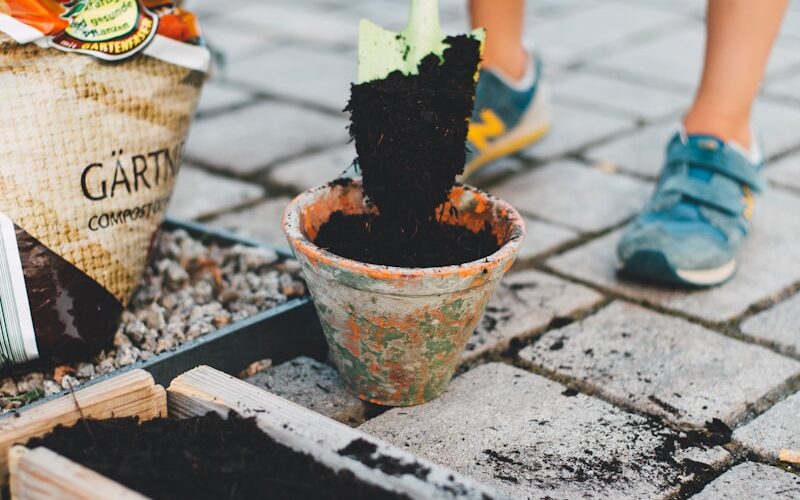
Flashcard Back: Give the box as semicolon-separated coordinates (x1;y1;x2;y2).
283;179;524;406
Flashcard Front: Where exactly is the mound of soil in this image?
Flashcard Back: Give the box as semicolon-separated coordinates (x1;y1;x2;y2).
317;35;498;268
25;412;407;500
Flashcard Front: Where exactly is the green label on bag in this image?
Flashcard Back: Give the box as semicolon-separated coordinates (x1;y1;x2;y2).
51;0;159;61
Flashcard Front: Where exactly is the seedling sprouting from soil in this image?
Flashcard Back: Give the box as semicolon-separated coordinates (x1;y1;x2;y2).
314;0;497;268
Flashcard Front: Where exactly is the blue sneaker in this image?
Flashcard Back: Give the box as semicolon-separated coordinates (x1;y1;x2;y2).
464;55;552;179
617;132;766;287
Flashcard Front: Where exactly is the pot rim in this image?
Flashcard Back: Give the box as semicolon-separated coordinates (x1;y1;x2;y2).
283;179;525;281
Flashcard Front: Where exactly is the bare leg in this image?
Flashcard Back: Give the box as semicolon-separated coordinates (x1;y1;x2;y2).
469;0;527;80
684;0;789;150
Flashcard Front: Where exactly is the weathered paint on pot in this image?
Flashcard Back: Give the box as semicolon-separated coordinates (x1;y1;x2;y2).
284;179;524;406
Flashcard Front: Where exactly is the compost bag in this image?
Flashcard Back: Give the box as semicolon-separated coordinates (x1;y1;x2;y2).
0;0;209;369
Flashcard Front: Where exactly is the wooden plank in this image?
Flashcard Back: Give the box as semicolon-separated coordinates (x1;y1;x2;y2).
168;366;508;500
0;369;166;482
780;448;800;464
9;447;146;500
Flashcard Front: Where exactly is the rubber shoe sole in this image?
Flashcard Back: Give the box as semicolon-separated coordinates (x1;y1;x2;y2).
462;82;553;180
618;250;737;288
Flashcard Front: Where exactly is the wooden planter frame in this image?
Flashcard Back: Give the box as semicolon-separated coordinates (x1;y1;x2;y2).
6;366;506;500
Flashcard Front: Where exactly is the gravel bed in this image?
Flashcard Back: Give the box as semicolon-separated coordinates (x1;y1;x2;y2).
0;229;306;414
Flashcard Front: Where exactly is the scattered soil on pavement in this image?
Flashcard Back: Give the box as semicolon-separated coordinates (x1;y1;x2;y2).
317;35;498;267
339;438;431;479
476;409;730;496
26;412;408;500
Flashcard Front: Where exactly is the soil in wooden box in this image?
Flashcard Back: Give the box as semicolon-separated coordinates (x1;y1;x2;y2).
26;412;409;500
315;35;500;268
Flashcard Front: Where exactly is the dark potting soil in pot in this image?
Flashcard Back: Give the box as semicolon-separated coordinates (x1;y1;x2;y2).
315;211;499;268
315;35;500;268
25;411;409;500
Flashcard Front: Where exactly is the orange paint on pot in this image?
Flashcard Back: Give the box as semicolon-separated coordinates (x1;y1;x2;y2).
284;179;525;406
344;318;362;357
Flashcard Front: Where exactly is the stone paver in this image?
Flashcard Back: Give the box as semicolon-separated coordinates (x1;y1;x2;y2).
226;46;356;112
491;160;652;233
585;121;679;178
733;391;800;461
168;166;264;220
246;356;368;426
527;2;687;67
740;292;800;357
781;7;800;40
520;103;633;160
594;28;800;90
360;363;729;499
200;21;277;60
186;101;348;174
463;270;603;363
269;143;356;192
613;0;705;16
466;155;527;185
766;153;800;191
523;0;596;19
212;3;356;46
518;302;800;427
185;0;249;19
547;189;800;323
517;216;578;261
209;197;292;249
554;71;690;121
586;99;800;179
196;81;253;115
343;0;416;32
691;462;800;499
767;73;800;102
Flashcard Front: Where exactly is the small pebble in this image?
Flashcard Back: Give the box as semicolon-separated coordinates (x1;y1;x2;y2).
125;320;148;344
115;344;141;368
16;373;44;393
43;380;62;397
96;358;116;375
59;374;79;390
75;363;96;379
0;378;18;397
239;359;272;378
113;331;131;348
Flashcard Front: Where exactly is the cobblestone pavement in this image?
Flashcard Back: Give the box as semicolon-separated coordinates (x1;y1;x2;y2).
174;0;800;497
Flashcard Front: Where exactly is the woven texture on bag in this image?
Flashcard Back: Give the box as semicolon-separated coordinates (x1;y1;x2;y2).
0;34;203;305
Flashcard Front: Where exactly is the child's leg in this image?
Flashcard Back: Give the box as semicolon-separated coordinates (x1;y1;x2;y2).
684;0;789;150
464;0;551;177
617;0;788;287
469;0;528;80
